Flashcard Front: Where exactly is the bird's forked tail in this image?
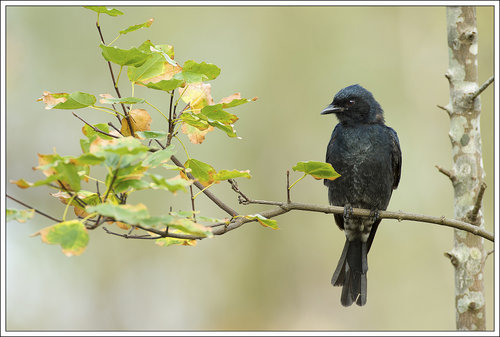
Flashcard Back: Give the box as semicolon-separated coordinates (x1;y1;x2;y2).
331;239;368;306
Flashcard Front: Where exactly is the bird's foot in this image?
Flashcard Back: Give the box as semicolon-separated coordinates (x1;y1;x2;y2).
369;209;380;223
343;204;353;223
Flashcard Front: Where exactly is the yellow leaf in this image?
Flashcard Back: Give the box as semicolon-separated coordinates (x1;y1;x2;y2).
9;179;32;189
138;63;183;85
179;82;214;114
37;153;57;177
219;93;242;104
98;93;114;104
181;123;213;144
121;109;152;137
89;137;116;154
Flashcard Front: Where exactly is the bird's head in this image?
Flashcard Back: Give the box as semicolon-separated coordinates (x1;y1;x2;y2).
321;84;384;125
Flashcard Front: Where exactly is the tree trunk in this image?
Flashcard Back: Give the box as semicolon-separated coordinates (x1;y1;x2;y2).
443;6;488;331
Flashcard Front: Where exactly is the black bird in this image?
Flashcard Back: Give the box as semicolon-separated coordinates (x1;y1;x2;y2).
321;84;402;306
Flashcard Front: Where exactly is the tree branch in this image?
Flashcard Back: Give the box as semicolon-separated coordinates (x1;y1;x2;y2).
73;112;119;138
435;165;457;183
7;194;62;223
470;75;494;101
468;181;487;224
138;200;493;242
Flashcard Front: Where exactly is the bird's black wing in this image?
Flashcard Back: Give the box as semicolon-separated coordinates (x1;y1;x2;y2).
367;126;401;252
325;124;345;229
325;124;341;168
388;127;402;190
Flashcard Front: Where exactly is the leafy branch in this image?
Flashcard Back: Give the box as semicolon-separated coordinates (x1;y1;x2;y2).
6;7;494;258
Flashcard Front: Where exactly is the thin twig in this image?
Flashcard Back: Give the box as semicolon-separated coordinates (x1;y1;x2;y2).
470;76;494;101
228;179;250;204
73;112;119;138
170;155;238;217
103;168;119;202
156;201;494;242
286;170;291;203
108;122;123;135
95;20;134;136
57;180;87;209
7;194;62;223
189;185;197;223
469;182;487;223
437;104;452;116
436;165;457;183
102;226;160;240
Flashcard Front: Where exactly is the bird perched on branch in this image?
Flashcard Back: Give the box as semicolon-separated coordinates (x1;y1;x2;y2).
321;84;402;306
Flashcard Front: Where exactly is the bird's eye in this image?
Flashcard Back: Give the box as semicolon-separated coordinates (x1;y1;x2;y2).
345;100;355;107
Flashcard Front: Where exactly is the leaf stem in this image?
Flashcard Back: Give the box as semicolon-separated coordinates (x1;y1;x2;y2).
174;135;190;160
193;183;214;199
115;65;123;88
288;173;307;190
145;100;169;121
62;195;76;221
90;105;125;118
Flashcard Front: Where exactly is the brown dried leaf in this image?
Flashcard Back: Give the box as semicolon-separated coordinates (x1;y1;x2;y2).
37;153;57;177
219;93;242;104
37;91;67;109
120;109;152;137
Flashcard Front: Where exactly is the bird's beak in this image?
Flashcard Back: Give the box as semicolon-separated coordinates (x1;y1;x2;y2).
320;104;344;115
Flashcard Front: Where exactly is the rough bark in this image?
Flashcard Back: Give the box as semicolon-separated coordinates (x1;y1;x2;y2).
442;6;488;331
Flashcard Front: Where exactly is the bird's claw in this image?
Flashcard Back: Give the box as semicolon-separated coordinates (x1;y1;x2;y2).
369;209;380;223
343;204;353;222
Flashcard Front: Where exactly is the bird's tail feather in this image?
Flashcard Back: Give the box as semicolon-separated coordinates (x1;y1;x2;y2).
331;239;368;306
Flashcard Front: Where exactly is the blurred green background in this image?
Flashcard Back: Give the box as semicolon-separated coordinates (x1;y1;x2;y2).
5;5;495;331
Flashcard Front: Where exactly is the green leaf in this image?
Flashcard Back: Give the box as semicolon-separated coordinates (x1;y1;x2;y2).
119;18;154;35
52;92;96;110
82;123;113;140
143;145;176;168
99;95;145;105
10;175;59;189
141;79;184;92
153;44;175;59
87;203;150;226
214;169;251;182
6;208;35;223
33;220;89;256
174;60;221;83
292;161;340;180
100;44;151;67
221;97;257;109
150;45;177;67
245;214;279;230
179;112;211;130
93;137;149;156
84;6;124;16
135;130;168;139
114;179;150;193
185;159;216;186
200;105;239;125
127;53;165;83
55;160;82;191
139;215;174;228
209;122;238;138
149;174;191;194
75;153;105;165
155;237;196;247
169;218;213;238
